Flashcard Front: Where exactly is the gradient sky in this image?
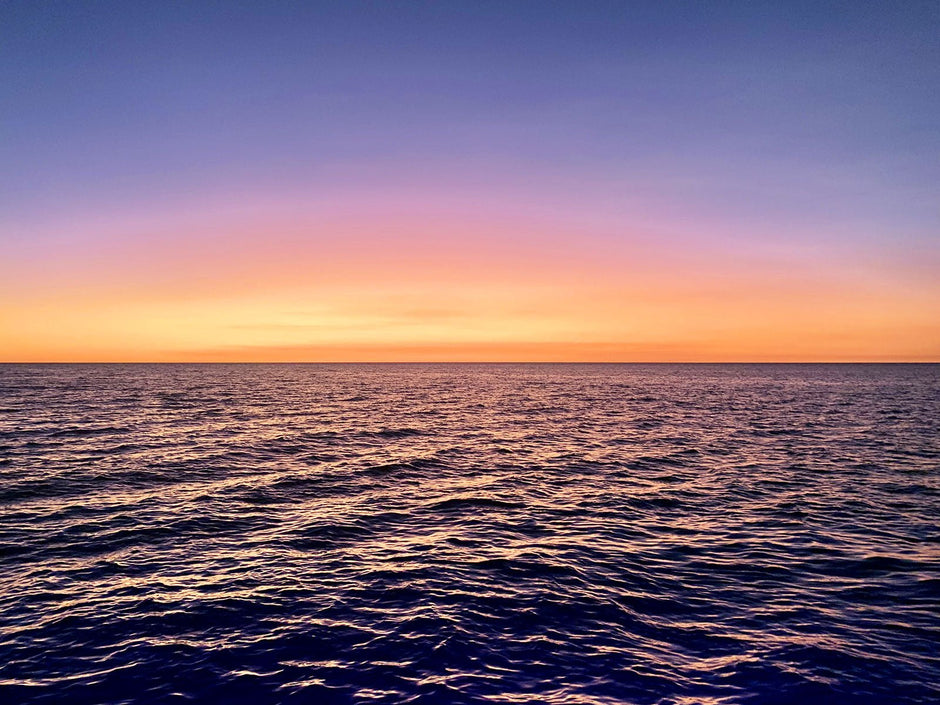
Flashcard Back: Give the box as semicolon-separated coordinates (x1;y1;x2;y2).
2;0;938;361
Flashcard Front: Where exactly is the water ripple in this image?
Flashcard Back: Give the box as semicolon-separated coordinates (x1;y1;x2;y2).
0;363;938;704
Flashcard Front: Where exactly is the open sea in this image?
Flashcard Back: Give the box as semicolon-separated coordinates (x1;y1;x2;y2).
0;363;937;704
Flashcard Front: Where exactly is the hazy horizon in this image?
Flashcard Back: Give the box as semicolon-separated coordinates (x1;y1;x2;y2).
3;359;938;365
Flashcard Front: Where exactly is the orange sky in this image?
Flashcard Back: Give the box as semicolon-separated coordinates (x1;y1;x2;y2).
2;202;937;362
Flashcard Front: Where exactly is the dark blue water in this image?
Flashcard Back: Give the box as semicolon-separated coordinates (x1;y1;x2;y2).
1;363;938;704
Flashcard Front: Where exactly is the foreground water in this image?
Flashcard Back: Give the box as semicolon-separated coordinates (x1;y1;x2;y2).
0;363;937;704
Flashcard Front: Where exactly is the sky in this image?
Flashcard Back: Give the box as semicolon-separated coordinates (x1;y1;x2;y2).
1;0;938;362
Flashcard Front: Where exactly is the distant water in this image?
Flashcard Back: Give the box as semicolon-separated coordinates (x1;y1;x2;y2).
1;363;938;705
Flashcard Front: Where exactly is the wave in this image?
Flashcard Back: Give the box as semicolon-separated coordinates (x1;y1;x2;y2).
0;363;937;704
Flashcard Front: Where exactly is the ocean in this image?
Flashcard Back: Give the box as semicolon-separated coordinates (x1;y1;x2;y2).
0;363;937;704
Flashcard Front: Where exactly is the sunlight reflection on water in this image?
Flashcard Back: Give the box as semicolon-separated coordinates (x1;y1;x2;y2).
0;363;938;704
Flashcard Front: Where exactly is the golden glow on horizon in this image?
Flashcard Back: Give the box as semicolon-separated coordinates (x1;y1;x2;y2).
2;210;938;362
2;266;938;362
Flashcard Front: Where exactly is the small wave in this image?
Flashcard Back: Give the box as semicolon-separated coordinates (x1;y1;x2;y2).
48;425;132;438
368;427;425;439
426;496;526;512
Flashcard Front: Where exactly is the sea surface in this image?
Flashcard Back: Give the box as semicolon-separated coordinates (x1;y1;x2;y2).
0;363;938;704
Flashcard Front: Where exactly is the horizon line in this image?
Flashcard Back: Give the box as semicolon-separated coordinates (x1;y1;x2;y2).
2;360;938;365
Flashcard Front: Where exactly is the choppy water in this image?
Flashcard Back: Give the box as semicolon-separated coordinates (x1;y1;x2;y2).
0;363;938;705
